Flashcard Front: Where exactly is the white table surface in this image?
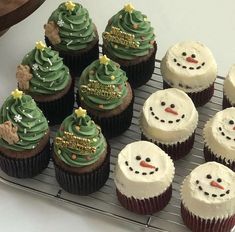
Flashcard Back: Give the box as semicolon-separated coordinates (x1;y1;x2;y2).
0;0;235;231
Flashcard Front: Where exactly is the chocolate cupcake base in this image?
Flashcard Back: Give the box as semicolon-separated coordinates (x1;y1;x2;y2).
181;203;235;232
0;141;50;178
141;132;195;160
222;94;234;109
116;185;172;215
204;145;235;172
163;81;214;107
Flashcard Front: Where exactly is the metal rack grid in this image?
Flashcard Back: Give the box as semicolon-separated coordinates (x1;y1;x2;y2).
0;59;228;232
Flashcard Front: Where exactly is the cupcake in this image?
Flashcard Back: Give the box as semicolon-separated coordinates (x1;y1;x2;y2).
77;55;134;138
0;89;50;178
53;107;110;195
223;64;235;109
16;41;74;126
114;141;175;214
161;41;217;107
44;1;99;77
203;107;235;171
181;162;235;232
102;3;156;89
140;88;198;160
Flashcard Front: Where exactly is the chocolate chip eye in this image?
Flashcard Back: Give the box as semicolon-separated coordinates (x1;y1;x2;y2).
145;157;151;162
217;178;222;183
191;54;196;58
136;156;141;160
161;101;166;106
182;52;187;56
229;120;234;125
206;174;212;179
170;104;175;108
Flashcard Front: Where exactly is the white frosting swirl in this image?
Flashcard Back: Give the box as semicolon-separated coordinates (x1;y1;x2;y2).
224;64;235;105
114;141;175;199
139;88;198;144
181;162;235;219
161;41;217;93
203;107;235;162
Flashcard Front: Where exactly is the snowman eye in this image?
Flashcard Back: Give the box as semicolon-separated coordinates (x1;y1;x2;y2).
191;54;196;58
229;120;234;125
182;52;187;56
145;157;151;162
170;104;175;108
136;155;141;160
217;178;222;183
206;174;212;179
161;101;166;106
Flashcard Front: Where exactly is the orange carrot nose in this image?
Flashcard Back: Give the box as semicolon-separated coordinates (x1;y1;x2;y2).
210;181;224;190
165;107;178;115
186;57;198;63
140;160;155;169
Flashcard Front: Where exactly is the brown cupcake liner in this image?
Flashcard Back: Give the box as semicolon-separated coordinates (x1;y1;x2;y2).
45;37;99;77
204;145;235;172
222;94;234;109
53;145;110;195
163;81;214;107
0;141;50;178
181;202;235;232
116;184;172;215
141;131;195;160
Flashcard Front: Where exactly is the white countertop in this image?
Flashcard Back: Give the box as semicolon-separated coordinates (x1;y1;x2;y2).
0;0;235;231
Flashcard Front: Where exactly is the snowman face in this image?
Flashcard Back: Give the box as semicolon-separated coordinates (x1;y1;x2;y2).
217;118;235;142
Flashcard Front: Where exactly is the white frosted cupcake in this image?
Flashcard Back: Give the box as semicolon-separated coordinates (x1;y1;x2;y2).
114;141;175;214
161;41;217;107
140;88;198;160
223;64;235;109
203;107;235;171
181;162;235;232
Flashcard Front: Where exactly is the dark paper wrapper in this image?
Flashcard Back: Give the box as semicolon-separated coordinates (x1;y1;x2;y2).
181;203;235;232
53;145;110;195
103;43;157;89
45;36;99;77
0;141;50;178
116;184;172;215
35;81;74;126
141;132;195;160
204;145;235;172
222;94;234;109
163;81;214;107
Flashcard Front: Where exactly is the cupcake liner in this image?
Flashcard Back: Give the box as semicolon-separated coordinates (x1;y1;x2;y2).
163;81;214;107
53;144;110;195
45;37;99;77
141;132;195;160
204;145;235;172
181;203;235;232
116;184;172;215
35;81;75;126
222;94;234;109
0;141;50;178
103;43;157;89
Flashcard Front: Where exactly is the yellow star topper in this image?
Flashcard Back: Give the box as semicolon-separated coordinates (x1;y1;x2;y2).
11;89;23;100
99;55;110;65
75;107;87;118
124;3;134;13
65;1;76;11
35;41;46;51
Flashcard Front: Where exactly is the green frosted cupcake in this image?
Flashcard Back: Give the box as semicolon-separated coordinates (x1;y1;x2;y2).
44;1;99;76
0;89;50;178
16;41;74;125
102;3;157;88
77;55;134;138
53;107;110;195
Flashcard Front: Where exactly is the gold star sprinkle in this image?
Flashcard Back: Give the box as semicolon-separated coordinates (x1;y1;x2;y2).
35;41;46;50
71;154;77;160
110;75;115;80
75;125;80;131
65;1;76;11
11;89;23;99
124;3;134;13
75;107;87;118
99;55;110;65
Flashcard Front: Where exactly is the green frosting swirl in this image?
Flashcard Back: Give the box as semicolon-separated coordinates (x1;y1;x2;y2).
103;8;155;60
48;2;97;51
54;111;106;167
78;58;128;111
0;93;49;151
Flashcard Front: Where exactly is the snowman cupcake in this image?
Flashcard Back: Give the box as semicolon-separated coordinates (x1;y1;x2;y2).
203;107;235;171
161;41;217;107
114;141;175;214
140;88;198;160
181;162;235;232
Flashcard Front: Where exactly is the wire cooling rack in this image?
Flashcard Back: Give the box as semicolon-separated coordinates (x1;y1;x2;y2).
0;59;232;232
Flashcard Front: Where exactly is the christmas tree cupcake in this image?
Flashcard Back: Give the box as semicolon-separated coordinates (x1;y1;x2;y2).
0;89;50;178
53;107;110;195
102;3;156;88
77;55;134;138
44;1;99;76
16;41;74;125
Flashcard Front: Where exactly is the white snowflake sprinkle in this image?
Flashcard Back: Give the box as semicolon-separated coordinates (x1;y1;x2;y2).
32;63;39;71
14;114;22;122
57;19;64;27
